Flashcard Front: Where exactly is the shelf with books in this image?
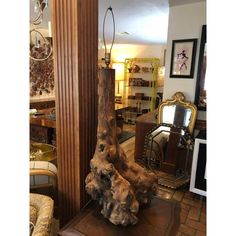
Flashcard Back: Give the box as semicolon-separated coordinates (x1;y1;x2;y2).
123;57;160;123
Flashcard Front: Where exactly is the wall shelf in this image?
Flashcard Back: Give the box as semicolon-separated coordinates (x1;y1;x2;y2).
123;57;160;123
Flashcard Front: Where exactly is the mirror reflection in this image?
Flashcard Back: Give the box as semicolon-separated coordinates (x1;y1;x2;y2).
142;92;198;183
158;92;197;134
162;104;192;128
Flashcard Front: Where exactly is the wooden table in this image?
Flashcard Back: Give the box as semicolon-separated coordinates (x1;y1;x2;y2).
30;108;56;145
115;103;129;112
58;197;180;236
30;108;56;128
30;105;129;144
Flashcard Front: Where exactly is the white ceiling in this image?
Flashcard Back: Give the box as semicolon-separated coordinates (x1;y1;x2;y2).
99;0;169;45
30;0;205;45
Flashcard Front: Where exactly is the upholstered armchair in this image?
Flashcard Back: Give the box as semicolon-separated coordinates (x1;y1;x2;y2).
30;161;58;201
30;193;54;236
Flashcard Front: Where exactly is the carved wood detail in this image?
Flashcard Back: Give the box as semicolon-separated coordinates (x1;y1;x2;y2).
85;69;158;226
51;0;98;226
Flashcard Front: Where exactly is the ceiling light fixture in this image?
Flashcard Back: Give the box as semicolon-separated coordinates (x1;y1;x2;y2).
30;29;52;61
30;0;48;25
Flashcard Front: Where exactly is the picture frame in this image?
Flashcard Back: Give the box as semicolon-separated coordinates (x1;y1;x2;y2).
190;138;207;196
194;25;207;111
170;38;198;78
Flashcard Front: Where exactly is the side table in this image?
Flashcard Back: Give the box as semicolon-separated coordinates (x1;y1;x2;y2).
58;197;180;236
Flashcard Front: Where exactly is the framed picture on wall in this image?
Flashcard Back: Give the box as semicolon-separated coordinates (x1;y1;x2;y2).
190;138;207;196
170;38;198;78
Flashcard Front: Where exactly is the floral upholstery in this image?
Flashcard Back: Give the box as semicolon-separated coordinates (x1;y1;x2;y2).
30;205;38;225
30;193;54;236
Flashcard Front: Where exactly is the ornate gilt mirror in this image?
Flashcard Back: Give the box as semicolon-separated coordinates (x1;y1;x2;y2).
195;25;207;111
157;92;197;134
143;92;198;186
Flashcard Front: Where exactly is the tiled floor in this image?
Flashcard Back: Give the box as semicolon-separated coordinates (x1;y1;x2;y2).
121;123;206;236
157;182;206;236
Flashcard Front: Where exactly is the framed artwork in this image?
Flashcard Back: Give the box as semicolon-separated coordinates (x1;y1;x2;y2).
170;38;198;78
194;25;207;111
190;138;207;196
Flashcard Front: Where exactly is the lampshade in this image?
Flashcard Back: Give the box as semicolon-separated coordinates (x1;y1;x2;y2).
157;66;165;87
112;62;124;81
158;66;165;78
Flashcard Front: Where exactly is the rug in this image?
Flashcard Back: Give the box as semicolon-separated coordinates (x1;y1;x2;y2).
118;131;135;144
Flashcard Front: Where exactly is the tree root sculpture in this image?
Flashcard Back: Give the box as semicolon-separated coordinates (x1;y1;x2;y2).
85;68;158;226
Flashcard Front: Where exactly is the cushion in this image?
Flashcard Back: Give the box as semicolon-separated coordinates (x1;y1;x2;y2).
30;205;38;225
30;193;54;236
30;205;37;236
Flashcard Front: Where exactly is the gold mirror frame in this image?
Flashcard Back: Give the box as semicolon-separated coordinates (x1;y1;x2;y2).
157;92;197;134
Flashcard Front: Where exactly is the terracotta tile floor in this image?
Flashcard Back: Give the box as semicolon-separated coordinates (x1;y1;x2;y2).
156;176;206;236
122;123;207;236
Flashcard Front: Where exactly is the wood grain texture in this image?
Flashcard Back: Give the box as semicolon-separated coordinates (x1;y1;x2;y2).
85;68;158;226
58;197;180;236
51;0;98;226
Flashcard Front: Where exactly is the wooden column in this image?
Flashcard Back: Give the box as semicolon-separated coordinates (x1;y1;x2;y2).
51;0;98;226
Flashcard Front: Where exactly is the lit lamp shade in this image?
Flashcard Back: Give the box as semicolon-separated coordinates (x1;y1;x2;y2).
112;62;124;81
157;66;165;87
112;62;125;97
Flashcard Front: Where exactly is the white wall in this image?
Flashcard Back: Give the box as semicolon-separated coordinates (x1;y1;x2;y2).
99;44;166;65
163;1;206;119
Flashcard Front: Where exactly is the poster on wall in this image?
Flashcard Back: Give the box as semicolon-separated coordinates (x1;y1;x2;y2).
170;38;198;78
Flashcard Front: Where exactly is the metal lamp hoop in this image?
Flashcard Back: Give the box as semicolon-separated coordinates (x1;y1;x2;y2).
102;6;115;67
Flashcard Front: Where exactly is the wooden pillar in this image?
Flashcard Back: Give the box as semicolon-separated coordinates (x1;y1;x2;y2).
51;0;98;226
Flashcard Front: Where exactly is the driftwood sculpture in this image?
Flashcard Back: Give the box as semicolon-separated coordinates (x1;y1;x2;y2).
85;68;158;226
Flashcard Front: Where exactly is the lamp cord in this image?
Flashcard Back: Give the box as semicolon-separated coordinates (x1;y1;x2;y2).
102;6;115;67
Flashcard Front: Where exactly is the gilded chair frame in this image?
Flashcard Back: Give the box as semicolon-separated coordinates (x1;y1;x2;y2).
157;92;197;134
30;169;57;190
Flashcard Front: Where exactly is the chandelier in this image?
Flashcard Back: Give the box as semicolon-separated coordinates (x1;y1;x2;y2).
30;0;52;61
30;29;52;61
30;0;48;25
